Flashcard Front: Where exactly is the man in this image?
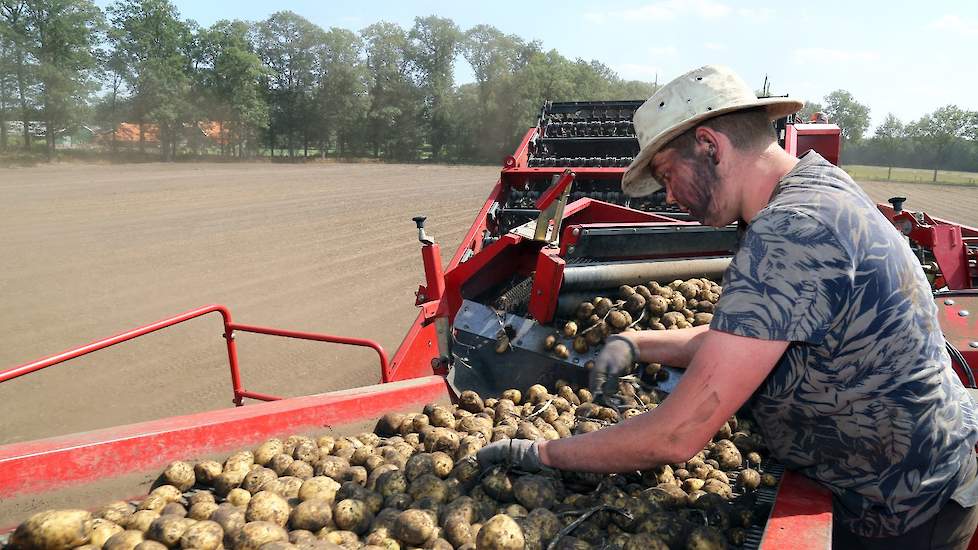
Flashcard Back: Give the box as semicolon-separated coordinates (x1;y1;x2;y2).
478;65;978;548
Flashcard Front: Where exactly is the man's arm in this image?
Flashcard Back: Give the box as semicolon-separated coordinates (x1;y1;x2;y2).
618;324;710;368
539;329;788;472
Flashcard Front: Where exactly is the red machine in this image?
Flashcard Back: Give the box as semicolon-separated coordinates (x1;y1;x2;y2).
2;101;976;549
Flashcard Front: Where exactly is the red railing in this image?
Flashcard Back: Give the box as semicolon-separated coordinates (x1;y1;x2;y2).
0;304;391;406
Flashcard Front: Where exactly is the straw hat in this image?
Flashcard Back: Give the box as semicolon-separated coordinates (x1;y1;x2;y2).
621;65;803;197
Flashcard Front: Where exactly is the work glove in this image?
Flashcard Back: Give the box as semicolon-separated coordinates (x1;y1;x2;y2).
589;335;639;408
476;438;544;473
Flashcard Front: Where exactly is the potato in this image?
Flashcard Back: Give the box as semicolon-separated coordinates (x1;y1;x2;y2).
269;453;296;476
501;389;522;405
319;530;359;547
409;474;449;503
246;491;291;526
160;461;195;492
133;541;168;550
193;461;222;486
209;504;245;538
103;530;145;550
459;390;485;413
228;487;252;507
160;503;187;517
710;440;742;470
293;439;321;463
214;467;248;497
762;473;778;487
127;511;160;533
300;476;342;503
316;456;351;480
332;499;373;534
98;501;135;525
233;521;288;550
178;520;223;550
242;466;278;494
10;509;94;549
512;476;556;511
253;439;285;466
286;460;316;479
290;499;334;532
224;451;255;474
149;485;183;504
392;509;435;545
552;343;570;359
475;514;524;550
188;502;219;520
562;321;578;338
686;525;726;550
145;515;193;547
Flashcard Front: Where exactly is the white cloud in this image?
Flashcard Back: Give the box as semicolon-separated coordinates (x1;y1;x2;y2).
586;0;732;23
615;63;664;81
927;14;978;37
792;48;880;64
704;42;726;51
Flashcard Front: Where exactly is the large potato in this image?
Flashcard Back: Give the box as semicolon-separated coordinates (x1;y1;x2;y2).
332;499;373;534
102;530;145;550
254;438;285;465
178;520;224;550
512;475;556;511
11;509;93;549
475;514;524;550
193;461;223;486
299;476;342;503
290;499;333;532
145;516;193;547
97;501;135;525
392;509;434;546
233;521;288;550
91;518;125;547
160;461;195;491
246;491;291;526
126;511;160;533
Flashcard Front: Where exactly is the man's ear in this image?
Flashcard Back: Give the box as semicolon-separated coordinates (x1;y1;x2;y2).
695;127;721;165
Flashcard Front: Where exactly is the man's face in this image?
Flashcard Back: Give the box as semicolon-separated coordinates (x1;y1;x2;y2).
650;147;732;227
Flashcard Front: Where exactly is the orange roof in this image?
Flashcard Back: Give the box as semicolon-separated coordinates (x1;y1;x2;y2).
99;123;159;143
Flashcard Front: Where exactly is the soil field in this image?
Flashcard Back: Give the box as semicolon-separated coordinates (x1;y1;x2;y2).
0;164;974;447
0;162;496;445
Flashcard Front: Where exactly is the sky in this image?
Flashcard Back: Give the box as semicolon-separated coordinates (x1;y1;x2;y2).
96;0;978;131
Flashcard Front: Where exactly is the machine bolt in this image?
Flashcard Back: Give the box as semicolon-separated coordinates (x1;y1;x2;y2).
960;310;970;317
568;246;575;254
572;228;580;236
970;342;978;349
945;299;956;306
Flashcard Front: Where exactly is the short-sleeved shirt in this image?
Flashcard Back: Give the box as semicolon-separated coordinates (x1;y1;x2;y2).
710;151;978;538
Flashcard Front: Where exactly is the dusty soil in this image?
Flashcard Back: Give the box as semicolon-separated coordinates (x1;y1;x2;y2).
0;165;974;447
0;162;496;445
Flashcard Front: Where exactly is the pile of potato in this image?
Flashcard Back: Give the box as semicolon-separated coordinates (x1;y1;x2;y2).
7;376;776;550
542;278;720;360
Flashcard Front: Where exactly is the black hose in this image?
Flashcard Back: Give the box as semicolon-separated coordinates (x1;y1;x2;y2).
947;339;977;389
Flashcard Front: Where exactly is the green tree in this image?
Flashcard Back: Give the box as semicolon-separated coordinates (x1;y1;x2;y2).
199;20;267;157
254;11;322;157
312;27;367;158
907;105;975;182
407;15;461;161
799;100;823;122
24;0;103;156
823;89;870;143
362;21;422;160
872;113;904;180
107;0;194;160
0;1;36;151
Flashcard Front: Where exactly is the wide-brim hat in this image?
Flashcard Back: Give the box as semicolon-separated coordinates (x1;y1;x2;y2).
621;65;803;197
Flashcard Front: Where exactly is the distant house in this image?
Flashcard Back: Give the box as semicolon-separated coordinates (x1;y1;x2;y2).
98;122;160;144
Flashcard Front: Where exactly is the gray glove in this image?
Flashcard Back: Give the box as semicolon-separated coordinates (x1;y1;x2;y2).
589;335;639;408
476;439;544;473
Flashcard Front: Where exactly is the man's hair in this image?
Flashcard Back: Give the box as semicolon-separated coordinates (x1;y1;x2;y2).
665;107;776;158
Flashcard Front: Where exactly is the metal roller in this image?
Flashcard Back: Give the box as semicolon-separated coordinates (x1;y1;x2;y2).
561;257;730;290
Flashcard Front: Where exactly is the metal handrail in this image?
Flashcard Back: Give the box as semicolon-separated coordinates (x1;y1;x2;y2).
0;304;391;406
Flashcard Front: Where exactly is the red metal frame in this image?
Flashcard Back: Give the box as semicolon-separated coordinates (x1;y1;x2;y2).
878;203;977;290
0;304;392;406
784;123;842;166
759;471;833;549
0;376;449;502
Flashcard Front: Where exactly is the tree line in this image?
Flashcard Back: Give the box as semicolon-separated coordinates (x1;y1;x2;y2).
801;92;978;180
1;0;975;174
0;0;656;163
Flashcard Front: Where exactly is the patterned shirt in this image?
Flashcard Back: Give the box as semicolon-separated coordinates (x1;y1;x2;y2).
711;151;978;537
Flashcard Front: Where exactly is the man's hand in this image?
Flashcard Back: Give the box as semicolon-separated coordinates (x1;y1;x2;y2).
589;335;638;407
476;439;544;473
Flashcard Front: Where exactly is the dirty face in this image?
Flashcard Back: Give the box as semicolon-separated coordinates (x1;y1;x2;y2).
650;147;730;227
